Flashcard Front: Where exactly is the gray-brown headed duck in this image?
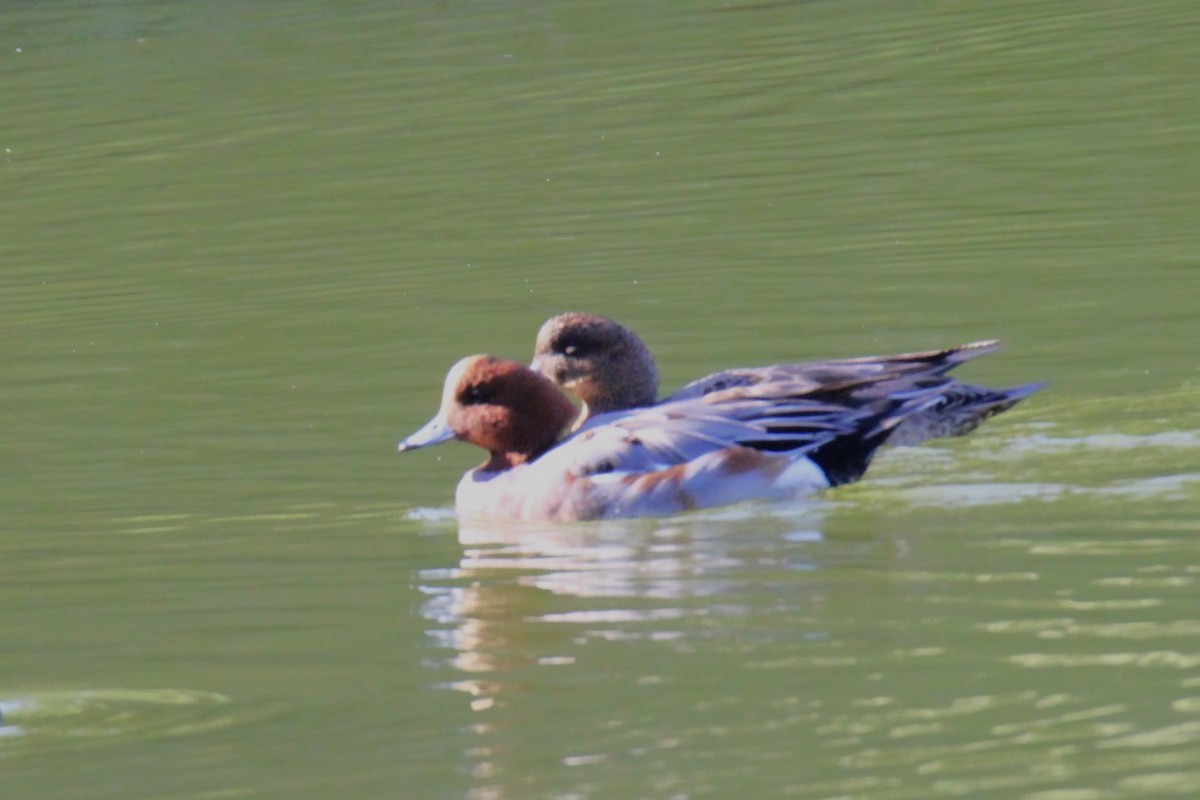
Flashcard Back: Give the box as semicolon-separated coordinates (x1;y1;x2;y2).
532;312;1044;445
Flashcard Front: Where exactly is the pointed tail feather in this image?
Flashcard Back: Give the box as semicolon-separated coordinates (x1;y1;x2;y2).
886;380;1047;446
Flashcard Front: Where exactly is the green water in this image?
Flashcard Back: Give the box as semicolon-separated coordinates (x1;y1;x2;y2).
4;1;1198;797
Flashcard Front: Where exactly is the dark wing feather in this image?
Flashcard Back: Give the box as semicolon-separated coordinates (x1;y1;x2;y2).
663;340;1001;403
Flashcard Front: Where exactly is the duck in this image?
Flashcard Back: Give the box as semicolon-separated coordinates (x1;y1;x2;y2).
398;354;1019;521
531;312;1044;445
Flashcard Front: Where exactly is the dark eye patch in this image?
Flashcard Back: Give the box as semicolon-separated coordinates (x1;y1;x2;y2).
554;333;597;357
460;384;494;405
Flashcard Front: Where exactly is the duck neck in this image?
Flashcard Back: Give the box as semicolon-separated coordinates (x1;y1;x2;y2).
570;403;592;432
484;450;532;472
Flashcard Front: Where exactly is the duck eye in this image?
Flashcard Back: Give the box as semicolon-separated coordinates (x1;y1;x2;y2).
460;385;493;405
557;336;593;358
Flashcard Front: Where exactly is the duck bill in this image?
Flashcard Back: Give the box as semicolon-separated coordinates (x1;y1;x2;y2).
398;412;456;452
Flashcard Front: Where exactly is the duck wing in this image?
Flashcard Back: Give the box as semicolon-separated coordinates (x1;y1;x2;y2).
663;340;1001;402
564;374;953;484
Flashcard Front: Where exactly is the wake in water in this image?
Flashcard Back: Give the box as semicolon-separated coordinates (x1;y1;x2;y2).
863;391;1200;508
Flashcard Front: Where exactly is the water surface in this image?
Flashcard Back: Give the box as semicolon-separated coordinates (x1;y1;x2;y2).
4;1;1198;797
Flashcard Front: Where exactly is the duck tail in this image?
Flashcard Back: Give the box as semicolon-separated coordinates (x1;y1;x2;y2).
807;376;1045;486
885;380;1047;446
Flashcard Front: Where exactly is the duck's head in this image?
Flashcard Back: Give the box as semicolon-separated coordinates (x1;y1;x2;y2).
399;355;578;470
531;312;659;419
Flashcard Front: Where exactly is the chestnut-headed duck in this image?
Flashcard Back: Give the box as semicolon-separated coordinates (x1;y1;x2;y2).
531;312;1044;445
399;354;1004;521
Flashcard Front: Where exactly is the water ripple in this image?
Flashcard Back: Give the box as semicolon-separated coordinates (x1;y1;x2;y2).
1009;652;1200;669
0;689;235;752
